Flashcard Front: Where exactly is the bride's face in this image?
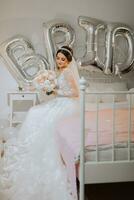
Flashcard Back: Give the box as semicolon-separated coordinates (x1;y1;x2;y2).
56;52;69;70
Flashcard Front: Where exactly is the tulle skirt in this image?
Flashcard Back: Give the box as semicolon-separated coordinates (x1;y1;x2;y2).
0;97;79;200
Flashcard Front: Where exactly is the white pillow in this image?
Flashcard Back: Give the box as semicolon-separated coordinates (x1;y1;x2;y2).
79;64;102;73
86;81;128;104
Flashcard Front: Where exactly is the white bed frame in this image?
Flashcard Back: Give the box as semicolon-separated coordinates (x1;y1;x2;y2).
79;77;134;200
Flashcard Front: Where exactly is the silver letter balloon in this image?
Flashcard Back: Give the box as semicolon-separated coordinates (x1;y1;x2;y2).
43;20;75;69
78;16;134;76
0;35;49;86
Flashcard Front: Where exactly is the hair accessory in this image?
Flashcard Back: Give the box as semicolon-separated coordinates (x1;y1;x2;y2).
60;47;73;56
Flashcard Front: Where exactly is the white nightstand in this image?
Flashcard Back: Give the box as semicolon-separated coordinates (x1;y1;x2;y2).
7;91;39;127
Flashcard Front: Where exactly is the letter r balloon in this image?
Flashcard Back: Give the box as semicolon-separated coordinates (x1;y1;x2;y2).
43;20;75;70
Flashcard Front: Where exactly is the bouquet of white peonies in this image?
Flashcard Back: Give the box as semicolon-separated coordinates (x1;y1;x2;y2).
33;70;57;95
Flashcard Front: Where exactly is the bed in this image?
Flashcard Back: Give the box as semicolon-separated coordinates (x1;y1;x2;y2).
79;75;134;200
56;70;134;200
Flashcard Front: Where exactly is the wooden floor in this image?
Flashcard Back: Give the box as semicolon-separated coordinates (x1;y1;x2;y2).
85;182;134;200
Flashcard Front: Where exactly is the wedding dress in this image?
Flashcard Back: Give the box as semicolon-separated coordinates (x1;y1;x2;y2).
0;67;80;200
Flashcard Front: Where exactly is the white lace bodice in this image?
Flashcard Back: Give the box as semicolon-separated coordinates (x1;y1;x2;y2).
56;68;79;98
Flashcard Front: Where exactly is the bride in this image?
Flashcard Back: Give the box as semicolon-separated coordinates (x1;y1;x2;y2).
0;46;80;200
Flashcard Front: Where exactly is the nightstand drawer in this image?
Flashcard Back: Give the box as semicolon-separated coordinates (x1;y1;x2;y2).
7;91;39;127
10;93;37;101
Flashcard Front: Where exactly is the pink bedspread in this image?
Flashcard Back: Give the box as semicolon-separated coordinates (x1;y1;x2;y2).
57;108;134;159
56;108;134;194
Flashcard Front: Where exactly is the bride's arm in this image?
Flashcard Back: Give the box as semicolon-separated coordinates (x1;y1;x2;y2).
55;69;79;97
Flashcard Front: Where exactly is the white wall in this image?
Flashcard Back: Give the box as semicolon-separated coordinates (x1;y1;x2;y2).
0;0;134;117
0;57;18;117
0;0;134;25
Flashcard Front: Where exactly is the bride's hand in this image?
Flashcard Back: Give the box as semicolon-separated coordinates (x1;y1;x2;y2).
52;89;57;95
42;88;46;92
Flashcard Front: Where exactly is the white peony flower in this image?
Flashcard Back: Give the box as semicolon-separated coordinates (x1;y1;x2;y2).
33;70;57;94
